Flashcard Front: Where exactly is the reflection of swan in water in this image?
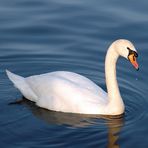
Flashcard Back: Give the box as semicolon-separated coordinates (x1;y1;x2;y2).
11;98;124;147
107;117;123;148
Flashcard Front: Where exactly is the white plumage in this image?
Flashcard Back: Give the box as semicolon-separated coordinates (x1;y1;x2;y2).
6;70;108;114
6;39;138;115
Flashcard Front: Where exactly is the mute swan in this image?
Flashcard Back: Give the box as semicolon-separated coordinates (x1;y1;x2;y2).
6;39;139;115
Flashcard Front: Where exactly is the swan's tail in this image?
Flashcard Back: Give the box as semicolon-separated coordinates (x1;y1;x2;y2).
6;70;37;101
6;70;25;88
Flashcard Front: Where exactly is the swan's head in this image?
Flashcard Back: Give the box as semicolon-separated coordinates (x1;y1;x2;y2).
114;39;139;70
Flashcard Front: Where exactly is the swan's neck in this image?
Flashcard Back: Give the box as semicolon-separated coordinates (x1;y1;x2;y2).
105;45;124;115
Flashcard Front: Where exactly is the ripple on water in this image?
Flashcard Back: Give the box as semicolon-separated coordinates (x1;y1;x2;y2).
3;98;123;148
120;82;147;127
1;0;148;147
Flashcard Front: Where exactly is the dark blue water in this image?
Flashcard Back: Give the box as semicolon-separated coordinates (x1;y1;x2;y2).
1;0;148;147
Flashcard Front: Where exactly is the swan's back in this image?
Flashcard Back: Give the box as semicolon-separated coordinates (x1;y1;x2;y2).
7;70;108;114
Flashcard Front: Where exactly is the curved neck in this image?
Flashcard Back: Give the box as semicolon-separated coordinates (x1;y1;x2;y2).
105;44;124;115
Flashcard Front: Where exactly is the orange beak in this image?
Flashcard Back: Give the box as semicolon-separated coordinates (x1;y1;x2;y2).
128;54;139;70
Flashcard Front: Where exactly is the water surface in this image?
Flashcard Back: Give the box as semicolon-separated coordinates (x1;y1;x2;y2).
0;0;148;147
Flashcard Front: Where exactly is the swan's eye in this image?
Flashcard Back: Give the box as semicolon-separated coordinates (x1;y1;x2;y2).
127;47;138;58
134;52;138;57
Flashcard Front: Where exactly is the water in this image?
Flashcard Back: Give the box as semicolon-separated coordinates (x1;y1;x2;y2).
0;0;148;147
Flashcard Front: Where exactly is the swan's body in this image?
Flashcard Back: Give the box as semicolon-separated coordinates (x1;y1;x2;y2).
6;39;139;115
7;71;108;114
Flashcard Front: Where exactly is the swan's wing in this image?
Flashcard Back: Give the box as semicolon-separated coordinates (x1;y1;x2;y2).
49;71;108;103
26;71;107;99
7;70;108;114
26;72;108;114
26;71;108;105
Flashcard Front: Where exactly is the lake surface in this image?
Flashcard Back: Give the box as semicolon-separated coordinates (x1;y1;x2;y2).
0;0;148;147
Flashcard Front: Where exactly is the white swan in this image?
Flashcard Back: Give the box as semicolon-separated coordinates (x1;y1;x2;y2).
6;39;139;115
